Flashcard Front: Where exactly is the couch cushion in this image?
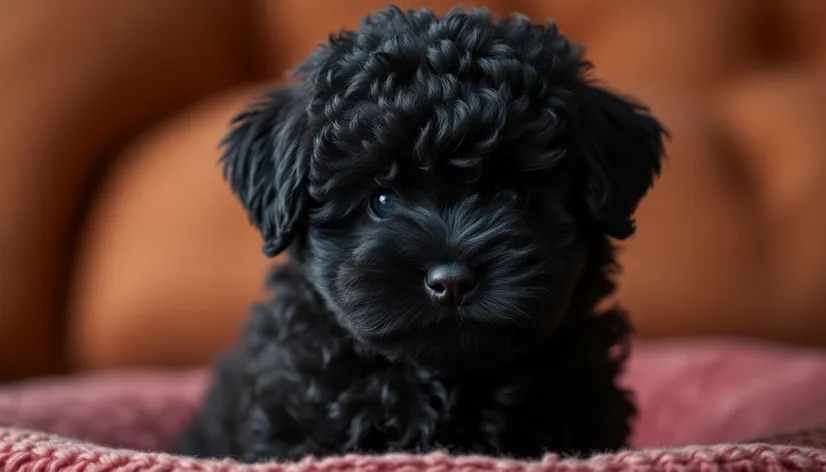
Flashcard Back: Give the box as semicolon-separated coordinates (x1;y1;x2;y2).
67;86;275;372
0;0;261;379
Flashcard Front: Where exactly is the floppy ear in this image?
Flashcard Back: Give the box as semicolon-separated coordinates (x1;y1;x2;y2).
576;84;666;240
221;85;310;257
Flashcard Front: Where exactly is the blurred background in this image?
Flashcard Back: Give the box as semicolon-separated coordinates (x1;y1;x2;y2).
1;0;826;382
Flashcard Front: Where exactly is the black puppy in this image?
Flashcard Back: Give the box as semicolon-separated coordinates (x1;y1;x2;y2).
174;6;665;462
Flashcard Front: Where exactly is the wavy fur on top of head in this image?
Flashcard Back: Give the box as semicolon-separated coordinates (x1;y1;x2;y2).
223;6;664;254
176;5;666;463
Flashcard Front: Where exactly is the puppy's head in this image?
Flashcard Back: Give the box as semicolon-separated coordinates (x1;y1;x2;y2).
222;7;665;368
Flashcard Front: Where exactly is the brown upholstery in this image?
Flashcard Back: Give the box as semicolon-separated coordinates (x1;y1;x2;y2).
0;0;261;379
1;0;826;379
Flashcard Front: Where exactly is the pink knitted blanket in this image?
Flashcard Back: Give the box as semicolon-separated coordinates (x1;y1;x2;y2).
1;340;826;471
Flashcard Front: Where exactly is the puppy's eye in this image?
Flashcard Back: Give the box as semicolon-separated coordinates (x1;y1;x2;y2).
368;191;397;218
495;187;529;210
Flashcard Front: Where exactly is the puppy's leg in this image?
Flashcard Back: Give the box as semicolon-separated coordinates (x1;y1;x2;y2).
577;310;636;454
550;242;637;455
545;307;636;456
176;263;359;462
172;349;244;458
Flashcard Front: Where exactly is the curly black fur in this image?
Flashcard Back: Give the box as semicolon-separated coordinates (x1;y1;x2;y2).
173;6;665;462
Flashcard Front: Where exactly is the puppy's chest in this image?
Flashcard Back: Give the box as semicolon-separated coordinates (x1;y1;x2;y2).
259;360;549;455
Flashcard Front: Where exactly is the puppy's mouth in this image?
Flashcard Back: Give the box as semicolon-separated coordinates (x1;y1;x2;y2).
359;315;540;368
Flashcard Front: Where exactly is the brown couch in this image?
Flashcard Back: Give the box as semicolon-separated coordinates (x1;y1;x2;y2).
2;0;826;380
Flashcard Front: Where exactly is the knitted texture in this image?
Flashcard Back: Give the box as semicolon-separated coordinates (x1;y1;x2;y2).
1;340;825;471
2;428;826;472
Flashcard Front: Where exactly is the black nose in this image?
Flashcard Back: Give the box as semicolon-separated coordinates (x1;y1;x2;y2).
425;263;477;306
